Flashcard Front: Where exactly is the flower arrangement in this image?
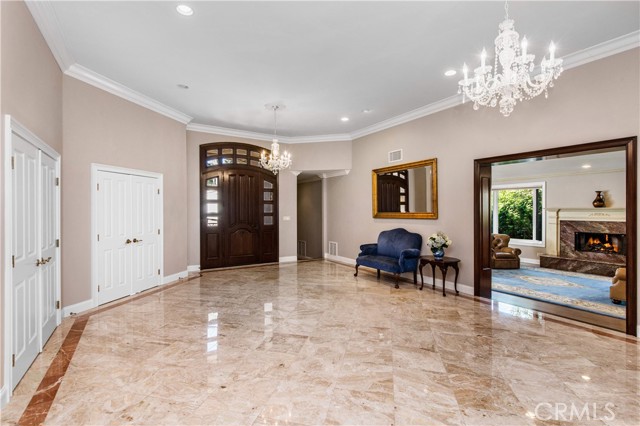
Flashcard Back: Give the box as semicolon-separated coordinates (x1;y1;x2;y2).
426;231;452;250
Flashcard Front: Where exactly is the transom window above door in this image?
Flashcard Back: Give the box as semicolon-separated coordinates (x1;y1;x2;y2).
204;146;264;169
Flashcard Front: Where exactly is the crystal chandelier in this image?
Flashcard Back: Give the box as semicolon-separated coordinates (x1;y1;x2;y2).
260;104;292;175
458;2;563;117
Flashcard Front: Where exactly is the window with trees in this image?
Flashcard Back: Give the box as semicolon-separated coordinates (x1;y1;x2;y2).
491;182;545;246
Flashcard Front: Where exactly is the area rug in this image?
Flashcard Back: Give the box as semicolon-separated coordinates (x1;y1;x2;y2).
492;266;625;319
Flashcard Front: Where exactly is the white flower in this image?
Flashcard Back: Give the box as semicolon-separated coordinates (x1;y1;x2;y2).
427;231;452;249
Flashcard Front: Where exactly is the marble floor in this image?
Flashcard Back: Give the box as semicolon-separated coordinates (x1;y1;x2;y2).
1;260;639;425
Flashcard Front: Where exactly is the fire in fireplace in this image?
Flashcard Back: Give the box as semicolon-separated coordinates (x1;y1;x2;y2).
575;232;626;255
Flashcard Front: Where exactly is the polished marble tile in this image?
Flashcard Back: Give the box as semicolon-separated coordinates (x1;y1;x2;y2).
1;260;638;426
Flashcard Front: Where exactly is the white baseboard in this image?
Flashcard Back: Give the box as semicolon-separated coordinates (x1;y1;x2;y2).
521;257;540;266
279;256;298;263
187;264;200;272
62;299;94;318
162;270;188;285
324;253;356;265
0;385;9;409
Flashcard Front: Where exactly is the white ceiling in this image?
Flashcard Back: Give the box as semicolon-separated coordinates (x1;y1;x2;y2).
492;149;626;180
34;1;640;139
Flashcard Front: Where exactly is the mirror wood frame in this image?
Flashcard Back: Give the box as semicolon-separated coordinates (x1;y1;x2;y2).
474;136;637;336
372;158;438;219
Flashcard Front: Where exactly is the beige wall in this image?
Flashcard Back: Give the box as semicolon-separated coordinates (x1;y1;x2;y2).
297;180;323;259
0;0;63;396
288;141;352;171
62;76;188;306
326;48;640;296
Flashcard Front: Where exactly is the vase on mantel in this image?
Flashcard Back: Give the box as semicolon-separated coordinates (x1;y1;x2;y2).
432;247;445;259
592;191;606;208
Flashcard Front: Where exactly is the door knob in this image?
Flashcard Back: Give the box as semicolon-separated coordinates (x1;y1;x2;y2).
36;259;43;266
133;238;143;243
44;257;52;264
126;239;132;244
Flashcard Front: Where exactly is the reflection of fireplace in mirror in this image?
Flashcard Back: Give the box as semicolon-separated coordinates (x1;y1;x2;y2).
575;232;626;255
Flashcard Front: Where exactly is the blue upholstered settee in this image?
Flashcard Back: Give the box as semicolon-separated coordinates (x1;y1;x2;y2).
354;228;422;288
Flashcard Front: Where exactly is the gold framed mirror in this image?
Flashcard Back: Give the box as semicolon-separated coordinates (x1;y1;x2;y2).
372;158;438;219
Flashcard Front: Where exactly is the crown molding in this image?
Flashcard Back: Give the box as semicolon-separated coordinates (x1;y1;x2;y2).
287;134;352;144
65;64;193;124
186;123;352;143
563;30;640;70
349;95;462;140
25;0;74;71
186;123;274;141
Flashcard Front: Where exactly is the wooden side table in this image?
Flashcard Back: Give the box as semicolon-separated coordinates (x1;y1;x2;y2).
419;256;460;297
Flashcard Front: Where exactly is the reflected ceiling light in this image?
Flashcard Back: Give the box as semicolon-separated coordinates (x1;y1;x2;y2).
458;1;563;117
260;104;292;175
362;109;372;113
444;69;457;77
341;117;350;122
177;84;189;89
581;164;592;169
176;5;193;16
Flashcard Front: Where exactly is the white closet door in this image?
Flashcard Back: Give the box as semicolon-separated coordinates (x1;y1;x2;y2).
96;171;132;305
11;135;40;387
40;153;58;344
130;175;160;293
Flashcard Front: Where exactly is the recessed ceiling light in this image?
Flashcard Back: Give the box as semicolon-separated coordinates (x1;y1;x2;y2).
341;117;350;122
177;84;189;89
362;109;372;113
444;69;457;77
581;164;592;169
176;5;193;16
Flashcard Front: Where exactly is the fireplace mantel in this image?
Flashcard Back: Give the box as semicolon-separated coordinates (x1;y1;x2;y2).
546;208;625;256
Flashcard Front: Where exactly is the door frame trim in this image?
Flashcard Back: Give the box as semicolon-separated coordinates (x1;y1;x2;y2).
3;115;61;402
90;163;164;308
473;136;637;336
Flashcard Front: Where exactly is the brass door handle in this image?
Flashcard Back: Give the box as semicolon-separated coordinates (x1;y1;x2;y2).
133;238;143;243
126;239;132;244
44;257;52;264
36;259;43;266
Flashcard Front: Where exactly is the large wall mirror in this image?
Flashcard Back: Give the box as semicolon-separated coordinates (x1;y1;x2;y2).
372;158;438;219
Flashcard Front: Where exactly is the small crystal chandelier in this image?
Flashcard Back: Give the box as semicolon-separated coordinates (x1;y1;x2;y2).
458;1;563;117
260;104;292;175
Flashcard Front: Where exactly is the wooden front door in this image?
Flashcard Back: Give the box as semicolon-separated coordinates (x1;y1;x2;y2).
200;143;278;269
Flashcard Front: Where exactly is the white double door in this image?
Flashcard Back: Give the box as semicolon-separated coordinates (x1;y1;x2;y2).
96;171;161;305
11;132;59;389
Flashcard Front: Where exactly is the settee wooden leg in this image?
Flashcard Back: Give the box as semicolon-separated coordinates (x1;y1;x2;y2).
413;269;417;284
377;270;381;279
354;264;359;277
612;299;622;305
394;274;400;289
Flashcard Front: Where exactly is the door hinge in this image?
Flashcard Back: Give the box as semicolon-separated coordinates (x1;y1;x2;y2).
157;229;160;235
98;285;100;292
12;255;15;268
56;177;60;186
11;156;15;170
157;189;160;195
56;300;61;309
12;354;15;367
56;239;60;247
157;269;160;276
97;234;100;241
97;183;99;191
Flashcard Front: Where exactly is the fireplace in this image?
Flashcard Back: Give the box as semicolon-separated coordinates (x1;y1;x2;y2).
540;209;626;276
575;232;627;255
